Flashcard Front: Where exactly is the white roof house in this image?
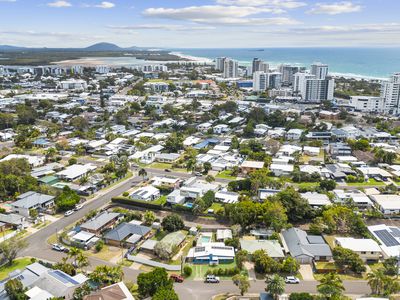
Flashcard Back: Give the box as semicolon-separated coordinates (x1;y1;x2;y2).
187;242;235;263
301;192;331;207
0;154;44;167
216;229;233;241
333;189;373;208
368;224;400;258
56;164;97;181
241;160;265;169
370;194;400;215
357;167;393;178
335;237;381;253
215;191;239;204
270;163;294;176
131;186;160;202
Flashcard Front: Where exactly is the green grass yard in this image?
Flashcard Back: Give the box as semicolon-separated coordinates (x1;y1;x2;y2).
148;162;187;173
216;170;237;180
186;260;246;280
204;203;224;214
346;178;385;187
0;258;32;280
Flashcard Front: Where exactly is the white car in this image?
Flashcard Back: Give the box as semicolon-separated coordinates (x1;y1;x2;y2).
285;276;300;284
74;204;83;211
205;275;220;283
52;244;66;252
64;210;74;217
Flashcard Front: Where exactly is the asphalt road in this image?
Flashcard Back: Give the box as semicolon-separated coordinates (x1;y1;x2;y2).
18;169;371;299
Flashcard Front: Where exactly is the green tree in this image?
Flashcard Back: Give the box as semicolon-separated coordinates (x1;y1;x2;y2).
29;208;38;219
332;246;366;274
289;293;313;300
152;287;179;300
5;278;27;300
55;186;80;212
137;267;173;298
232;274;250;296
317;273;345;300
235;250;248;269
269;187;311;222
0;237;28;266
70;116;89;131
281;256;300;275
143;210;156;226
321;205;367;236
265;274;285;300
16;103;37;125
138;168;147;180
383;257;398;276
164;133;184;152
205;175;215;183
203;162;212;174
89;265;123;286
253;250;281;274
161;214;184;232
367;268;387;296
319;179;337;191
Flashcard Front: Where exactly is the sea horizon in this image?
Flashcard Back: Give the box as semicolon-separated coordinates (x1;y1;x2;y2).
168;47;400;80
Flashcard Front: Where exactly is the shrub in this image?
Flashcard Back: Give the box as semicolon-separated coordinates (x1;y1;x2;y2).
122;192;129;197
289;293;314;300
95;240;104;252
183;266;192;277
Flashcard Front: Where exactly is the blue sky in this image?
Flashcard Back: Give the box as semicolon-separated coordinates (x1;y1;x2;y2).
0;0;399;48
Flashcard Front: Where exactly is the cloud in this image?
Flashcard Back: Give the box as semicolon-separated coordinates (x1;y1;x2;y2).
0;0;17;2
143;5;300;26
308;1;361;15
47;1;71;7
216;0;306;9
0;30;76;38
108;24;215;31
95;1;115;9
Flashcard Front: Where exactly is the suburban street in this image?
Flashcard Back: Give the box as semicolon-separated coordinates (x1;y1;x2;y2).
15;169;372;299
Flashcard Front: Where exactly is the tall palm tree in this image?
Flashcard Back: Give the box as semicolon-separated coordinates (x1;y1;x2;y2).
265;274;285;300
68;247;82;266
317;272;345;300
138;168;147;180
367;268;386;295
76;252;90;273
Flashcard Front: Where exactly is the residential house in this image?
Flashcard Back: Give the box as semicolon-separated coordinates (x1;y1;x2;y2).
154;153;180;164
368;224;400;258
130;186;160;202
197;122;213;132
286;129;303;140
11;191;55;218
104;222;151;247
0;154;44;167
240;160;264;175
239;239;285;259
80;212;121;235
84;282;135;300
333;189;373;209
213;124;230;134
215;191;239;204
70;231;99;249
281;228;332;264
187;242;235;264
216;229;233;242
0;213;26;229
301;192;331;208
335;237;381;262
370;194;400;215
56;164;97;181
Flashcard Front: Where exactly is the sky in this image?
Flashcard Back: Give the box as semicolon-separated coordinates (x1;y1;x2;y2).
0;0;399;48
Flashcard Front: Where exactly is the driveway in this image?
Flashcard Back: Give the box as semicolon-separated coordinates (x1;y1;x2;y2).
299;264;314;280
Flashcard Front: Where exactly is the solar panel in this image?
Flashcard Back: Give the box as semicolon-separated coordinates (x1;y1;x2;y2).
374;229;400;247
50;270;79;285
390;227;400;238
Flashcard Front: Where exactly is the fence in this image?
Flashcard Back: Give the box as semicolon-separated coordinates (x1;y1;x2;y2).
126;254;181;271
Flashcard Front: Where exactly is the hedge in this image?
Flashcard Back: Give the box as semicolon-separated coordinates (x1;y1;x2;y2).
112;197;165;210
205;267;240;276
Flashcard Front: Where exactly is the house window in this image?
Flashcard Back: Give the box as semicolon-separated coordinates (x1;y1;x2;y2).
361;251;366;254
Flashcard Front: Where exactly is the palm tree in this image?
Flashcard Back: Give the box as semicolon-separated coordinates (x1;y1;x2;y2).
138;168;147;180
367;268;386;295
79;175;89;185
186;158;196;173
205;175;215;183
317;272;345;300
232;274;250;296
68;247;82;266
76;252;89;273
45;147;57;162
265;274;285;300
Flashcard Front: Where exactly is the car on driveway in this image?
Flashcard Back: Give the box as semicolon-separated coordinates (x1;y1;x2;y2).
170;274;184;283
64;210;74;217
205;275;220;283
52;244;68;252
285;276;300;284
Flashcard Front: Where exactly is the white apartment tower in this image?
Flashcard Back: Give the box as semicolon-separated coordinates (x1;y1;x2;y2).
223;58;239;78
381;73;400;115
253;71;268;92
215;57;226;71
311;62;329;80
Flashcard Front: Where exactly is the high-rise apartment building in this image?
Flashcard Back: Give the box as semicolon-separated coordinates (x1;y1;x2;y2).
253;71;268;92
381;73;400;114
311;62;329;80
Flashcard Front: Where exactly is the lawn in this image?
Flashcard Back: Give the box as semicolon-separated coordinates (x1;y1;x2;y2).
346;178;385;187
186;260;246;280
150;195;167;206
151;230;169;241
0;258;32;280
292;182;319;189
87;245;122;261
204;202;224;214
148;162;187;173
216;170;237;180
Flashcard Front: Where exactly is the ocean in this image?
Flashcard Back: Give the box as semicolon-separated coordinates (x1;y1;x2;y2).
169;48;400;80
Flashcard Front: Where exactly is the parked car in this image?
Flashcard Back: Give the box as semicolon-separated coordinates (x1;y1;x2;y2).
164;169;171;172
285;276;300;284
195;172;202;177
52;244;67;252
205;275;220;283
64;210;74;217
74;204;83;211
170;274;184;283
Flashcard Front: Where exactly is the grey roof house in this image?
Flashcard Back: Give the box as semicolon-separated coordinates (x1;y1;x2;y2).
11;191;55;218
80;212;120;235
0;213;26;229
104;222;151;247
281;228;332;264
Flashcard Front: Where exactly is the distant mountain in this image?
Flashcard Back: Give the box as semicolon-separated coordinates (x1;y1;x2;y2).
0;43;143;52
83;42;123;51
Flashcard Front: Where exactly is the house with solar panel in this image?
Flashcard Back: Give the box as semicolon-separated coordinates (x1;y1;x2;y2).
368;224;400;258
186;242;235;265
130;186;160;202
281;228;332;264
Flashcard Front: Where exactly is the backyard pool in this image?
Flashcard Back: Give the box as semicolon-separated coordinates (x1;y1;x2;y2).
198;233;212;245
